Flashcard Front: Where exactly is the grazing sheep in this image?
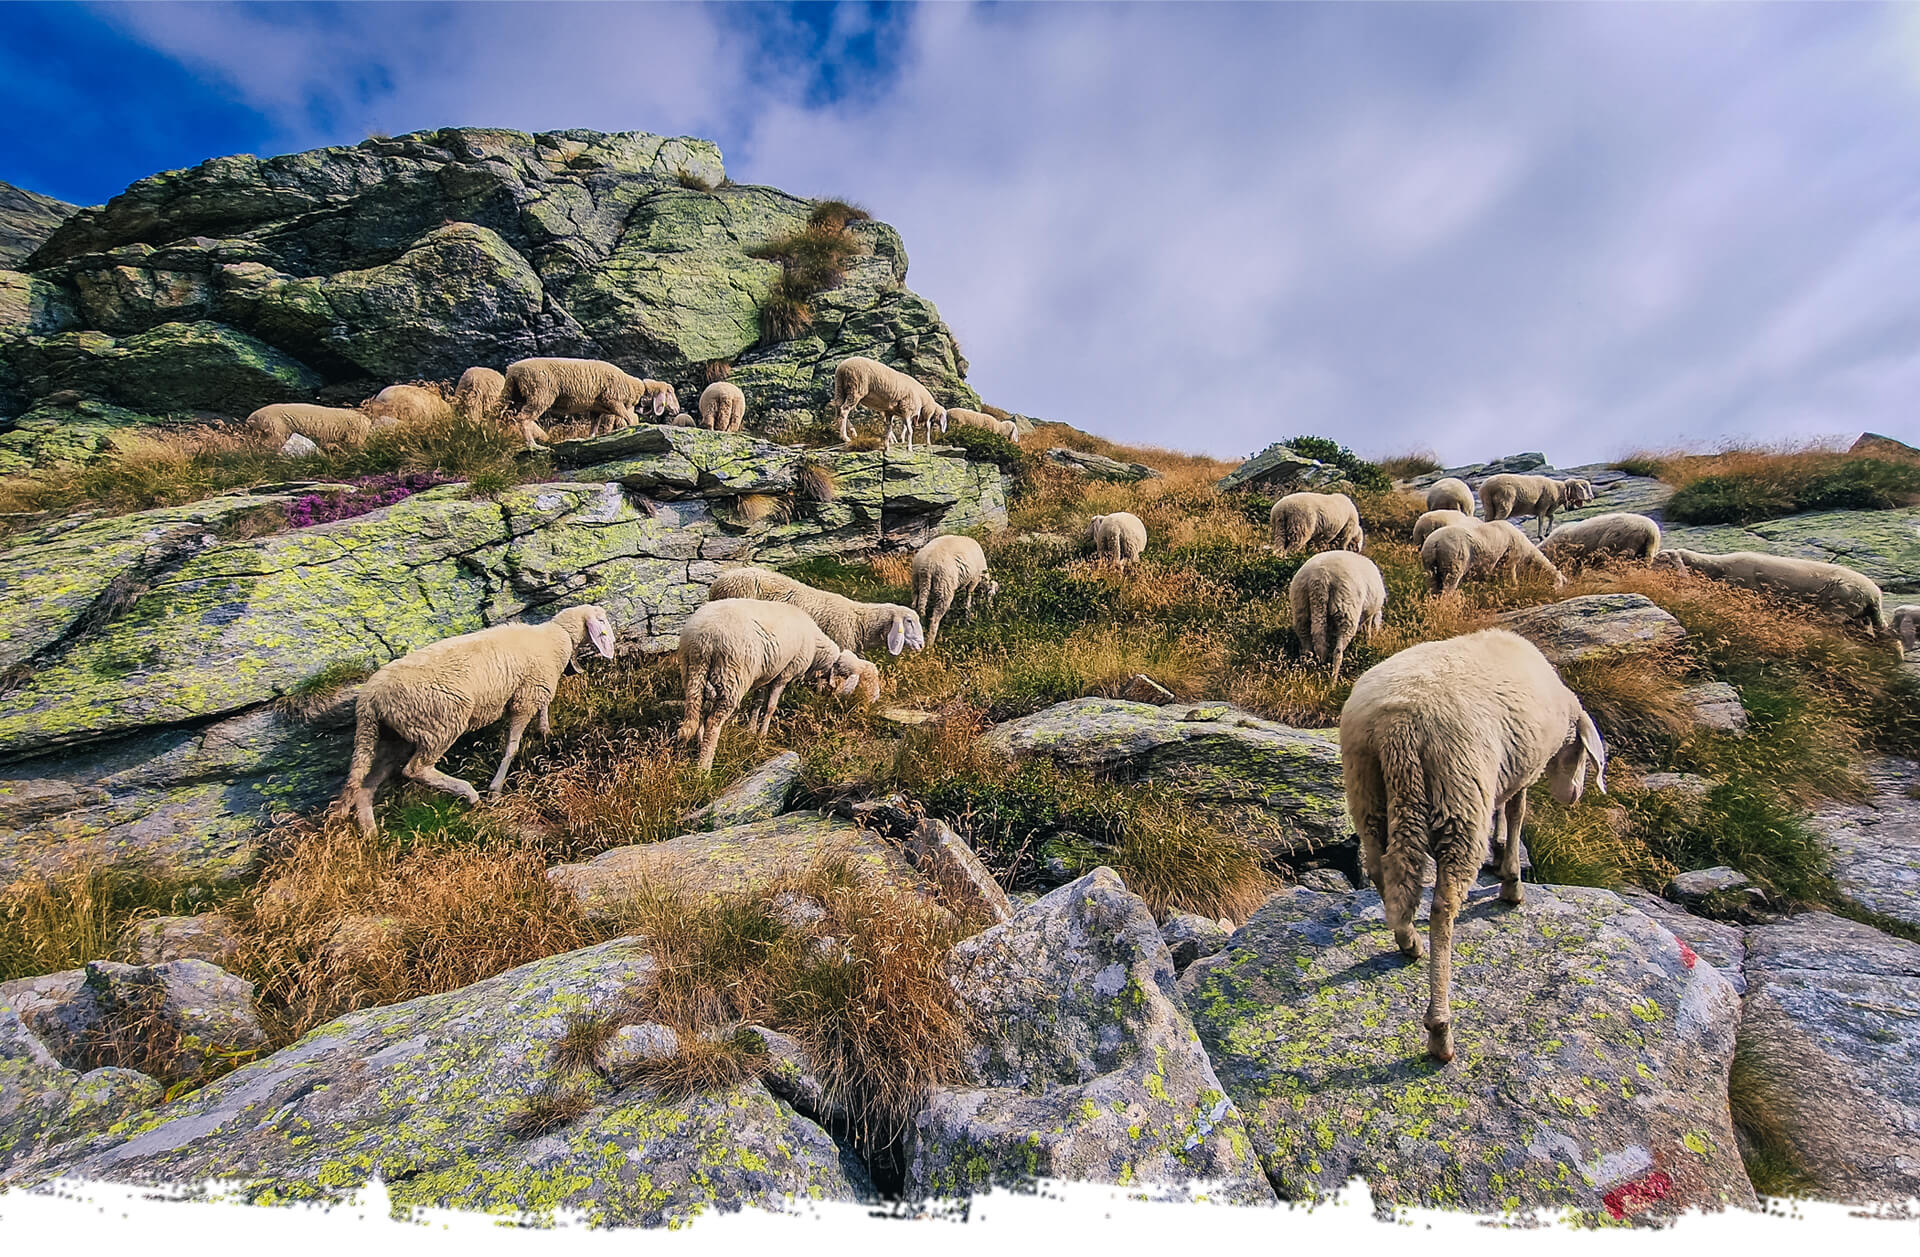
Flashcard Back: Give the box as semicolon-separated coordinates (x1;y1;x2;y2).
1270;492;1364;556
337;605;617;835
697;381;747;432
640;378;682;422
1652;548;1898;647
500;357;670;450
1411;508;1474;548
1340;628;1607;1061
247;402;389;448
1289;551;1387;681
829;356;945;444
677;599;876;772
1421;520;1566;595
1892;605;1920;653
453;366;508;425
706;566;926;656
1088;512;1149;569
1538;512;1662;570
1425;477;1475;516
362;384;451;426
1479;474;1595;537
944;407;1018;440
911;534;999;648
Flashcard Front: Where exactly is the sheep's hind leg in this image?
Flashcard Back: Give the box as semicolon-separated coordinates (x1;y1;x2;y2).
350;734;408;836
696;699;738;772
756;681;790;735
402;733;480;805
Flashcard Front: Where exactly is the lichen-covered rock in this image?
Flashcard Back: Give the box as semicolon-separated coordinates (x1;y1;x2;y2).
1737;912;1920;1203
1807;758;1920;930
1046;448;1162;482
981;698;1348;853
1402;452;1550;489
0;959;266;1083
1181;884;1754;1218
0;993;159;1175
1678;682;1748;734
904;869;1274;1203
12;319;323;414
125;913;243;967
1216;442;1340;493
1616;890;1747;995
0;182;79;269
1667;867;1752;903
684;751;803;831
1493;594;1687;666
1660;509;1920;595
905;818;1014;926
5;938;870;1226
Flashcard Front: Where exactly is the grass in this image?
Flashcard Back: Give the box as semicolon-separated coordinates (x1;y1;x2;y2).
1728;1040;1819;1199
1618;440;1920;525
274;658;377;722
0;864;225;983
749;202;871;345
1378;449;1444;480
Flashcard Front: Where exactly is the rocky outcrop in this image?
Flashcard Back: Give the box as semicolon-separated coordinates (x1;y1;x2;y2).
1807;758;1920;930
0;993;159;1175
5;938;871;1225
1046;448;1161;482
1182;884;1754;1218
905;869;1273;1202
0;182;78;269
1660;509;1920;595
1493;594;1687;666
0;959;266;1084
1216;442;1341;493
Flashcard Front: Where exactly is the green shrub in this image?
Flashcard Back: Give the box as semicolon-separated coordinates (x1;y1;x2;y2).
1282;435;1391;493
937;423;1032;476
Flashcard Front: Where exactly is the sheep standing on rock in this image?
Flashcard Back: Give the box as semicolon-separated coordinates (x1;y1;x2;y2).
697;381;747;432
1270;492;1364;556
500;357;672;450
1088;512;1148;569
337;605;617;836
1289;551;1387;681
706;566;926;656
453;367;507;425
1538;512;1661;570
1422;520;1566;595
1425;478;1475;516
829;356;945;445
944;408;1018;439
1340;628;1608;1062
1479;474;1595;537
247;403;390;448
677;599;877;772
363;384;451;427
1893;605;1920;653
1411;509;1474;548
911;535;999;648
1652;548;1898;648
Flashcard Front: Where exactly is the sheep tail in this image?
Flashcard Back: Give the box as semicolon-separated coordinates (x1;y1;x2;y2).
678;643;709;745
1378;720;1431;865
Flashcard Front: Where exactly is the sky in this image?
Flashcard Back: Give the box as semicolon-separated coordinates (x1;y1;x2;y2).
3;1;1918;465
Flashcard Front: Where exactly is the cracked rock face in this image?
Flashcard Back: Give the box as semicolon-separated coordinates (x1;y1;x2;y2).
1807;758;1920;931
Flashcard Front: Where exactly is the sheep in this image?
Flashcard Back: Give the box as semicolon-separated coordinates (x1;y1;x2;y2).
499;357;672;450
829;356;945;445
697;381;747;432
911;534;999;648
1538;512;1662;570
337;605;617;836
1893;605;1920;653
705;566;926;656
1479;473;1595;537
1270;492;1364;556
1421;520;1566;596
453;367;508;425
362;384;451;426
1411;508;1474;548
1652;548;1898;648
1340;628;1607;1061
1288;551;1387;681
1088;511;1148;569
246;402;390;448
1425;477;1475;516
944;407;1018;440
676;599;876;772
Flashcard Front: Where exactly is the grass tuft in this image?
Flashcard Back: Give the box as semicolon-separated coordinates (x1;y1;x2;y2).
274;658;377;723
506;1080;595;1137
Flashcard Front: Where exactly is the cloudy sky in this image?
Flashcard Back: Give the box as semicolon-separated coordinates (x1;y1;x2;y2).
4;2;1917;464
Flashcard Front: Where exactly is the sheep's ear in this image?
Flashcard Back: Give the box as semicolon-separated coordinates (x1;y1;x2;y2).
886;616;907;656
1577;711;1607;793
651;391;668;417
836;669;862;696
587;615;616;659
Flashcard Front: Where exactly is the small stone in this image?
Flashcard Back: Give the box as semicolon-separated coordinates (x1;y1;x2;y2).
1295;867;1356;894
1678;682;1748;734
878;707;940;727
1641;772;1718;798
598;1022;680;1073
1160;913;1230;970
278;433;320;458
1667;866;1752;902
325;914;413;963
684;751;802;831
125;913;243;967
769;893;826;929
906;818;1014;925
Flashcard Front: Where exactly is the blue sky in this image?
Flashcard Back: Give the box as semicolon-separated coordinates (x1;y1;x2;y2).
4;1;1918;464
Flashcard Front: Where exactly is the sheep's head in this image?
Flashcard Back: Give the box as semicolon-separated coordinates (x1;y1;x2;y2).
1649;550;1688;573
827;650;881;701
1565;478;1595;507
369;413;402;432
981;577;1000;608
885;608;927;655
1546;709;1607;805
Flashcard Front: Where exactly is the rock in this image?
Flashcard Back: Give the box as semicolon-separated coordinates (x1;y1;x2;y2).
1738;912;1920;1203
981;698;1348;853
1295;867;1356;894
1807;757;1920;930
1160;913;1230;970
684;751;803;831
905;869;1273;1202
598;1022;680;1074
768;893;827;929
1659;509;1920;596
1639;772;1717;798
878;707;940;726
1045;447;1161;482
0;182;79;269
1667;866;1752;903
324;914;415;964
1402;452;1551;490
1118;673;1178;704
0;959;266;1083
904;818;1014;926
124;913;242;967
1;992;160;1174
5;938;870;1224
1216;442;1343;493
1181;884;1754;1217
278;432;319;458
743;1026;839;1126
1492;594;1687;666
1616;889;1747;995
1678;682;1748;734
1852;432;1919;459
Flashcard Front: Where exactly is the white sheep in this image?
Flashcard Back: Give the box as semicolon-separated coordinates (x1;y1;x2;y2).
1538;512;1662;570
453;366;508;425
944;407;1018;440
1652;548;1898;647
1893;605;1920;653
1479;473;1595;537
829;356;945;444
362;384;451;426
911;534;999;648
1421;520;1566;596
1088;512;1148;569
697;381;747;432
1270;491;1364;556
1340;627;1607;1061
677;599;876;772
337;604;617;835
246;402;392;448
499;357;673;450
705;566;926;656
1288;551;1387;681
1425;477;1475;516
1411;508;1474;548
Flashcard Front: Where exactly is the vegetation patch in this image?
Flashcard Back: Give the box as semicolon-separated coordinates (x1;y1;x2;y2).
747;202;871;345
1622;442;1920;525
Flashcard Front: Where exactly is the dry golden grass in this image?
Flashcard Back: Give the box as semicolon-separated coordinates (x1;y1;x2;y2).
0;864;130;982
1620;437;1910;488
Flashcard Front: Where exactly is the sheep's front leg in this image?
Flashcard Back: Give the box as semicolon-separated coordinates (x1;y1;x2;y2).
538;703;552;738
757;680;791;735
1498;792;1527;904
487;705;539;799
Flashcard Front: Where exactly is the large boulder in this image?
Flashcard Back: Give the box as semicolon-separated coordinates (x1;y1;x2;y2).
1216;442;1340;493
0;959;266;1084
1493;594;1687;666
5;938;870;1225
0;182;78;270
905;868;1273;1203
0;993;159;1175
1046;448;1161;483
1806;758;1920;931
981;698;1348;853
1181;884;1755;1218
1737;912;1920;1203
